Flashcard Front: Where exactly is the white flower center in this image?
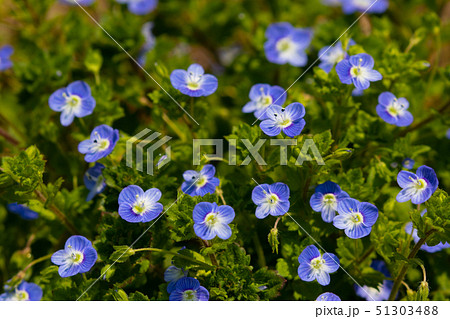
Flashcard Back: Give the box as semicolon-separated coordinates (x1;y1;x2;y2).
350;212;364;225
387;99;405;117
411;177;427;191
64;93;81;108
310;256;325;270
204;212;218;226
182;289;198;301
132;195;147;215
186;72;202;90
266;193;279;205
196;175;207;187
92;132;110;152
15;290;29;301
322;194;336;206
276;38;293;53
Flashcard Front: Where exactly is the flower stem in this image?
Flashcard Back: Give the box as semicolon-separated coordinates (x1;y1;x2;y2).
388;228;437;300
134;247;215;269
274;216;281;230
201;239;219;267
16;253;52;280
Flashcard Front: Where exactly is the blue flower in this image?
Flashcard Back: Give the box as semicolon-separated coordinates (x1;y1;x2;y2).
376;92;413;127
193;202;235;240
318;40;355;73
0;281;42;301
60;0;95;5
334;198;378;239
251;182;290;219
355;260;393;301
316;292;341;301
0;45;13;71
402;158;415;170
51;235;97;277
118;185;163;223
137;22;156;66
310;181;350;223
396;165;438;204
264;22;313;67
298;245;339;286
181;164;220;197
336;53;382;90
341;0;389;14
164;266;188;293
78;124;119;163
260;103;306;138
242;84;287;120
49;81;96;126
169;277;209;301
170;64;218;97
7;203;39;220
116;0;158;15
84;163;106;201
405;210;450;253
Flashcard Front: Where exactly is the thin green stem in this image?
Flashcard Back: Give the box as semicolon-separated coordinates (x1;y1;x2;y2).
16;253;52;279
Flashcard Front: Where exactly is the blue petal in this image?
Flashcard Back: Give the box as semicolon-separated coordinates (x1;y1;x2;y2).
310;193;324;212
345;224;372;239
51;250;69;266
75;96;96;117
60;108;75;126
335;59;352;84
411;188;432;205
142;203;163;222
378;92;396;106
365;69;382;81
67;81;91;98
58;263;80;278
270;200;290;216
183;170;199;182
65;235;92;252
298;245;320;263
252;184;270;205
200;74;218;96
333;214;352;230
297;263;315;282
249;84;270;100
118;204;144;223
323;253;340;273
200;164;216;178
315;181;341;194
196;182;216;196
169;291;184;301
283;119;306;137
260;119;281;136
416;165;439;191
170;69;188;90
193;202;215;223
187;64;205;77
353;76;370;90
337;198;359;215
269;182;290;201
164;266;187;283
349;53;374;69
359;202;378;227
265;22;292;40
396;187;414;202
142;188;162;204
79;247;97;273
128;0;157;15
7;203;38;220
397;171;417;188
315;270;331;286
255;203;271;219
49;88;68;111
22;282;42;301
316;292;341;301
269;85;287;106
217;205;235;224
376;104;397;125
181;181;196;196
242;101;258;113
175;277;200;292
196;286;210;301
213;223;232;240
118;185;144;205
194;223;216;241
321;205;337;223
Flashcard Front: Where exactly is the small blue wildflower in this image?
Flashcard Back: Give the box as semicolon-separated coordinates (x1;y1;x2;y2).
51;235;97;278
396;165;438;204
376;92;413;127
355;260;393;301
193;202;235;240
309;181;350;223
316;292;341;301
264;22;313;67
298;245;339;286
318;40;355;73
49;81;96;126
334;198;378;239
251;182;290;219
336;53;382;90
84;163;106;201
0;45;13;71
169;277;209;301
402;158;415;170
242;84;287;120
118;185;163;223
60;0;95;5
164;266;188;293
170;64;218;97
260;103;306;138
405;210;450;253
0;281;42;301
341;0;389;14
181;164;220;197
137;22;156;66
7;203;38;220
78;124;119;163
116;0;158;15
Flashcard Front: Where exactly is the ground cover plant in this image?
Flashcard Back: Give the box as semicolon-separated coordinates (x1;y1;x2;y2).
0;0;449;301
